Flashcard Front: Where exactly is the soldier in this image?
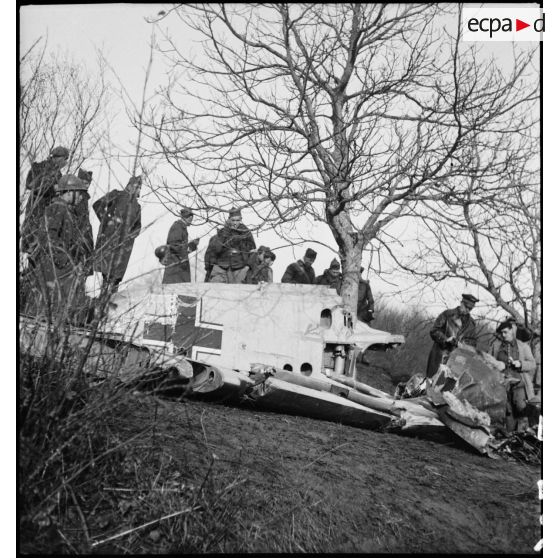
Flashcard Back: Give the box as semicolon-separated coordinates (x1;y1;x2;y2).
93;176;142;292
162;207;200;284
491;319;537;432
32;174;94;323
245;246;273;284
281;248;317;284
204;234;220;282
357;267;375;325
209;208;256;284
316;258;342;293
21;146;70;264
76;168;93;223
425;293;479;378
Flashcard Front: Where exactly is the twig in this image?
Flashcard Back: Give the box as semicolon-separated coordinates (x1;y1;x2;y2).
301;442;351;470
91;506;201;548
67;484;91;549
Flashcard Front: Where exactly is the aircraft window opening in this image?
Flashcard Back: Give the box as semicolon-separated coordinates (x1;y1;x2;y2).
320;309;332;328
283;364;293;371
300;363;313;376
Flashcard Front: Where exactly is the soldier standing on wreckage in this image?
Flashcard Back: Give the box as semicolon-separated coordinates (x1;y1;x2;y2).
357;267;375;325
32;174;94;323
491;319;538;432
93;176;142;292
316;258;342;292
281;248;317;284
209;208;256;284
245;246;274;284
425;293;479;378
162;207;200;284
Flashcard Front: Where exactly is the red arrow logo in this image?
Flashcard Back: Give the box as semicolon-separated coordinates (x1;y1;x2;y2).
516;19;530;31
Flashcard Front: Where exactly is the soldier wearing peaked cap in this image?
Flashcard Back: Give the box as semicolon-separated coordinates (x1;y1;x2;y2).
281;248;317;284
425;293;479;378
93;176;142;291
316;258;342;294
162;206;200;284
209;207;256;284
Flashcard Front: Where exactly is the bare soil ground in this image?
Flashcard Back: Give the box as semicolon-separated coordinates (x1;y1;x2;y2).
90;384;540;554
21;352;540;553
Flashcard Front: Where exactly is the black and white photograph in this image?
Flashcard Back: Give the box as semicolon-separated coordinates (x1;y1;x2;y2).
18;3;545;554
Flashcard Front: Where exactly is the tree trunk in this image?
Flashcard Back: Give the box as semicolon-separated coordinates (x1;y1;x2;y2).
339;243;362;320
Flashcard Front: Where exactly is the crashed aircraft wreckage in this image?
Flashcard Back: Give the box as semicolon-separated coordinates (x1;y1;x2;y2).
20;282;514;455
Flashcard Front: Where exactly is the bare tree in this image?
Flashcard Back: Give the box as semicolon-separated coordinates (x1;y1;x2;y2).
19;38;110;197
143;4;537;314
385;135;540;331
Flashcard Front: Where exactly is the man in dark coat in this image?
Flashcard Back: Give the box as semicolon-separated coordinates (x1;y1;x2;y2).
316;258;342;293
425;293;479;378
93;176;142;291
357;267;375;324
204;234;220;282
32;174;94;323
162;207;200;284
209;208;256;283
21;146;70;261
281;248;317;284
245;246;274;284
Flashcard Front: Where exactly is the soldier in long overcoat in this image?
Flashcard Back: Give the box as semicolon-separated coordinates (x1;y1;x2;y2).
93;176;142;290
162;207;200;284
281;248;317;284
21;146;69;260
209;208;256;284
425;293;479;378
32;174;94;322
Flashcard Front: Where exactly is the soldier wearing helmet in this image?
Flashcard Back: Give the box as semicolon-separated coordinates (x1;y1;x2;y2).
28;174;95;323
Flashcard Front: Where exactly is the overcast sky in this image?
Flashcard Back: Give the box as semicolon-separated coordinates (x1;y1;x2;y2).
19;3;541;318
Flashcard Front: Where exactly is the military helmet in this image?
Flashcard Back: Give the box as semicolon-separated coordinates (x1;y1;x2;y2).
56;174;88;192
154;245;168;261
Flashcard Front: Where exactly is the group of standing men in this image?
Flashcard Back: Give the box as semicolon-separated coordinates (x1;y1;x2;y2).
21;146;143;322
156;209;375;325
21;148;376;326
426;294;540;433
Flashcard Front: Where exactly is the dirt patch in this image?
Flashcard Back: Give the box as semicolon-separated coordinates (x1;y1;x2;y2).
92;391;541;553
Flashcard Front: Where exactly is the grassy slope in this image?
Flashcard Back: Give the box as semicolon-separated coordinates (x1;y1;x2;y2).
22;386;540;554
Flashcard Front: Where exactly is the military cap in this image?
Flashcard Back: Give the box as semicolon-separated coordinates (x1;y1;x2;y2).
496;319;515;334
180;207;194;218
330;258;340;270
304;248;317;260
78;168;93;184
127;175;142;187
264;250;276;260
257;245;271;254
50;146;69;159
461;293;479;304
56;174;88;192
229;207;242;217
